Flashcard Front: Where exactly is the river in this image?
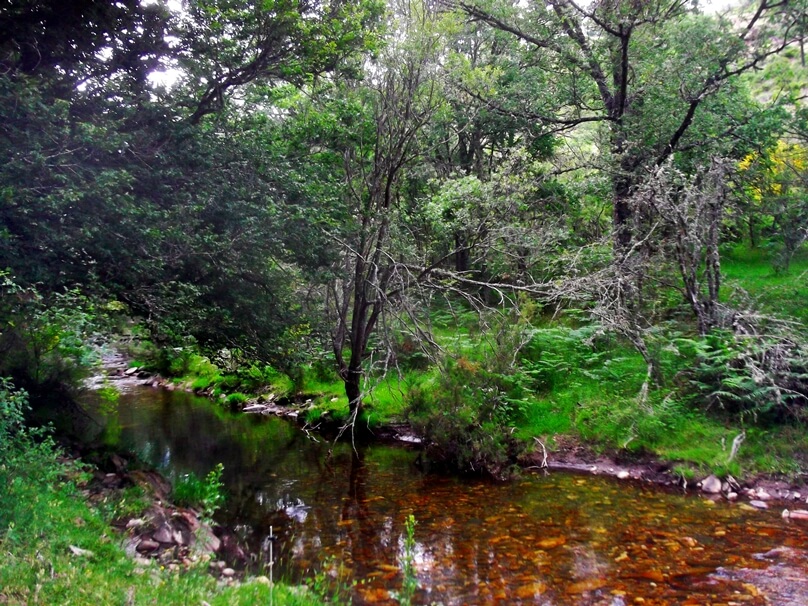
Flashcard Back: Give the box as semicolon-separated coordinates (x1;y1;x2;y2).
56;383;808;605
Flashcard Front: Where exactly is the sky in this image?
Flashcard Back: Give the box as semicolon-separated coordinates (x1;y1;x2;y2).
703;0;741;13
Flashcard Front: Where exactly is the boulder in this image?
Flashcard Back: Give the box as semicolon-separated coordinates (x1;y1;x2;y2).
700;475;722;494
153;523;174;544
136;539;160;553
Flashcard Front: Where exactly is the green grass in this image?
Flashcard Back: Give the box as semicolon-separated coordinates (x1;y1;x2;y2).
0;445;339;606
722;244;808;324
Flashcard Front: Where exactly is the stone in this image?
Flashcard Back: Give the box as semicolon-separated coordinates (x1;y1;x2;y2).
196;529;221;554
124;367;140;376
126;518;145;529
784;509;808;520
726;492;738;501
222;568;236;577
136;539;160;553
756;489;772;501
749;500;769;510
254;576;271;586
617;470;630;480
153;523;174;544
700;475;722;494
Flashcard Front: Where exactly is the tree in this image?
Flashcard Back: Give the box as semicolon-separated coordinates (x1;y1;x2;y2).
451;0;802;251
0;0;388;368
173;0;384;124
738;140;808;272
313;0;446;421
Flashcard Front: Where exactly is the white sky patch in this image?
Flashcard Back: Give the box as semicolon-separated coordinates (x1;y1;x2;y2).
148;68;183;88
702;0;739;14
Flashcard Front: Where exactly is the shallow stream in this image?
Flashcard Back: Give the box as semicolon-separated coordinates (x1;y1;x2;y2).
60;384;808;605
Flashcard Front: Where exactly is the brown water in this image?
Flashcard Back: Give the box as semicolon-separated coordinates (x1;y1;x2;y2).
67;385;808;605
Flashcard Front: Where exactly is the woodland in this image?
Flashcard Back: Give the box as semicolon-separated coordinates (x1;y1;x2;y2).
3;0;808;603
2;0;808;479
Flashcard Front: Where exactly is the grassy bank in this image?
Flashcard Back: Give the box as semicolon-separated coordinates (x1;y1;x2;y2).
0;382;339;606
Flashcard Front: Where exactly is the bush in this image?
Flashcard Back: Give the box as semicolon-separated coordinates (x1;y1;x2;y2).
406;358;528;478
0;274;100;391
224;392;249;411
0;378;78;538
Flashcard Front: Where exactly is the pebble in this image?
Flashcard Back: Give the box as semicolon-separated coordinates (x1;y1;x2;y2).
222;568;236;577
749;500;769;510
700;475;722;494
617;470;630;480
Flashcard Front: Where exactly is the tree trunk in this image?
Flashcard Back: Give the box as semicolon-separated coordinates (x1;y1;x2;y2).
344;364;363;418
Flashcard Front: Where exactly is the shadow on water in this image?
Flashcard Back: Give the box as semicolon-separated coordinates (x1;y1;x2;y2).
49;384;808;605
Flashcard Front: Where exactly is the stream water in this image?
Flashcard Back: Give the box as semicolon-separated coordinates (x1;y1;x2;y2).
58;383;808;605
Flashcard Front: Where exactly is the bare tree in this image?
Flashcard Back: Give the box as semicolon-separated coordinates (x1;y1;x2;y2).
638;158;730;335
327;0;445;421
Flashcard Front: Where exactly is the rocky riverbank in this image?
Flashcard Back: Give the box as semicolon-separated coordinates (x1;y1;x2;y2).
63;444;252;581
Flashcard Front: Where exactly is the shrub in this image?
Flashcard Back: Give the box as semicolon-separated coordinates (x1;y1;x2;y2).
0;274;100;391
406;358;528;478
172;463;225;519
225;392;249;410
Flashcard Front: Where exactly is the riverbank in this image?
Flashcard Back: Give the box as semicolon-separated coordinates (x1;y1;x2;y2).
0;378;344;605
102;352;808;513
46;381;808;606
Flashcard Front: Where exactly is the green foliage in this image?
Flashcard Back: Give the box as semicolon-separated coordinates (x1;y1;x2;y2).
172;463;225;520
406;356;528;477
682;329;808;423
0;274;100;390
574;392;689;450
225;392;250;409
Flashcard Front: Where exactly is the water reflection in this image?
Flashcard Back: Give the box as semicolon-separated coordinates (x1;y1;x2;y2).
67;386;808;605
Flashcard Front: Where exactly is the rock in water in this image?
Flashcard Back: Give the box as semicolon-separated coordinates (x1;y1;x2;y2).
700;475;722;494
